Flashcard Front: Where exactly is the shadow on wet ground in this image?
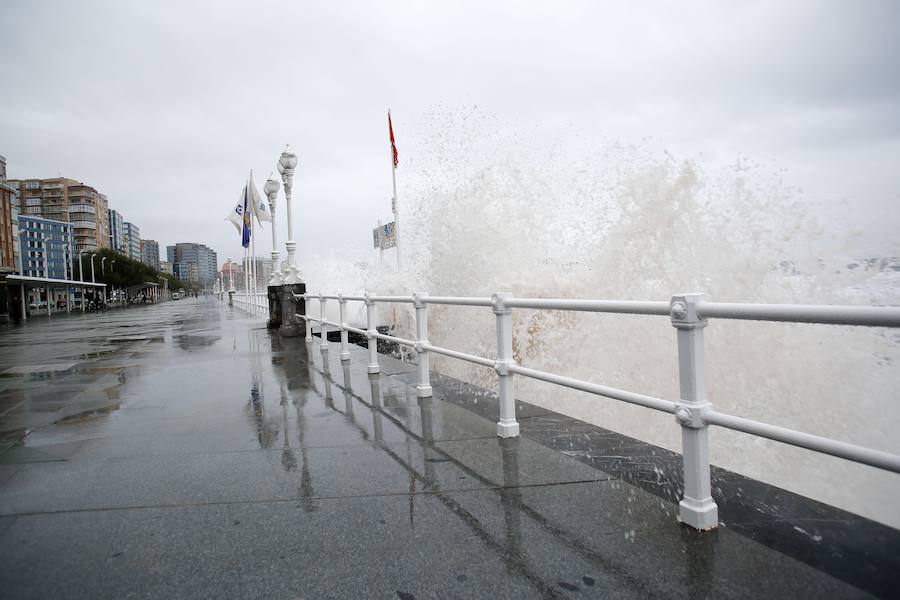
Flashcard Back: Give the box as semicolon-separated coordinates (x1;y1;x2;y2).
0;298;897;599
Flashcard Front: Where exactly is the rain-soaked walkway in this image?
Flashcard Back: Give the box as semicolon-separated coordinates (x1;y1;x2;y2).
0;298;897;599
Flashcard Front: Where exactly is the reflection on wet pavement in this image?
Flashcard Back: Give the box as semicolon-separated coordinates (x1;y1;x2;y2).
0;298;897;599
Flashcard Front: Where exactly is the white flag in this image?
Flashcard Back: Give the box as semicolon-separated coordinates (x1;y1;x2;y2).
225;187;247;234
248;171;272;226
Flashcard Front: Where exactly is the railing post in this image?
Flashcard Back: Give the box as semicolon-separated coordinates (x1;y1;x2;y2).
671;293;719;530
412;292;433;398
319;294;328;355
304;294;313;343
492;292;519;438
338;294;351;363
364;291;380;374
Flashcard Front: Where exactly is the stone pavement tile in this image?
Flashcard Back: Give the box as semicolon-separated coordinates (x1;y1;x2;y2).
314;373;501;444
230;495;547;600
99;506;244;600
439;483;872;599
0;514;14;537
431;437;611;489
0;510;124;599
0;464;21;486
0;440;88;464
0;459;102;515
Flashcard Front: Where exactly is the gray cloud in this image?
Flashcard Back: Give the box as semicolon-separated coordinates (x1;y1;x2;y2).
1;0;898;264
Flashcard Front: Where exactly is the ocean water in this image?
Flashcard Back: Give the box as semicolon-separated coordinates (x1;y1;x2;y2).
303;109;900;528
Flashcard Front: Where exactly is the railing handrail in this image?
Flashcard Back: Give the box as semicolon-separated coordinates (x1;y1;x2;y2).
292;289;899;531
298;292;900;327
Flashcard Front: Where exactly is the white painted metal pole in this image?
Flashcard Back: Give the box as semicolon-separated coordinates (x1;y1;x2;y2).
364;292;380;374
304;294;313;342
671;293;719;530
493;293;519;438
319;295;328;354
338;295;350;362
413;292;432;398
251;229;257;313
389;110;401;272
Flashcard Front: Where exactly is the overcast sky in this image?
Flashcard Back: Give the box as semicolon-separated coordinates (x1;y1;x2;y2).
2;0;898;268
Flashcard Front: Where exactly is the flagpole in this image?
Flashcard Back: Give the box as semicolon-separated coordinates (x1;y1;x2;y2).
389;109;401;272
251;224;257;313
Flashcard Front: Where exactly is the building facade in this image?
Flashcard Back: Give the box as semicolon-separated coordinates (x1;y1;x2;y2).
0;156;19;275
108;209;125;253
123;222;141;261
17;215;74;280
166;243;218;285
141;239;160;270
8;177;110;254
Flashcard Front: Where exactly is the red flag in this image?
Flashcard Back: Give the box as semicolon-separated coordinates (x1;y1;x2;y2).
389;111;398;168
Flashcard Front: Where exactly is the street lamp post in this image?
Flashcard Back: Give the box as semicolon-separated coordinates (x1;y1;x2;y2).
277;145;300;284
264;173;282;286
101;256;107;276
111;260;116;303
90;254;96;283
78;250;88;312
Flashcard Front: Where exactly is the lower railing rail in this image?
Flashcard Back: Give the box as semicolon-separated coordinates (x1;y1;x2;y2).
292;290;900;530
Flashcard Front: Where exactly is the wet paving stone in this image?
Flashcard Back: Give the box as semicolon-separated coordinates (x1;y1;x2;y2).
0;298;896;599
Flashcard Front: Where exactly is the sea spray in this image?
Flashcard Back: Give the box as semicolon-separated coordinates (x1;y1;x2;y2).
303;108;900;527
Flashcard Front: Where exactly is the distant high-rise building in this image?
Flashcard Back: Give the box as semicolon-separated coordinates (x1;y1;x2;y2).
123;222;141;261
247;257;273;290
7;176;110;253
17;215;74;280
141;239;160;270
108;209;125;253
166;242;218;285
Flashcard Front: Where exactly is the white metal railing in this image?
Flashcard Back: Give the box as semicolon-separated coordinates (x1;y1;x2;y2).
231;289;268;316
294;290;900;530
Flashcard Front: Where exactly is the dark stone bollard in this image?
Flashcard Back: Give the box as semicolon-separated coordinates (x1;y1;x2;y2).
271;283;305;337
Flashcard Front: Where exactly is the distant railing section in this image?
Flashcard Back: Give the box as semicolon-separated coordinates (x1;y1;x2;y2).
292;290;900;530
231;289;268;315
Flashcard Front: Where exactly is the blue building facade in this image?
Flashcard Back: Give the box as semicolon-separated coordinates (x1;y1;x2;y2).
18;215;74;280
108;209;125;253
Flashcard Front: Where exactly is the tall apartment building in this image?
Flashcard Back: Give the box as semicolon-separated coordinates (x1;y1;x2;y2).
17;215;74;280
247;256;274;290
8;177;109;254
0;156;20;275
141;239;160;270
123;222;141;261
166;242;218;285
108;209;125;253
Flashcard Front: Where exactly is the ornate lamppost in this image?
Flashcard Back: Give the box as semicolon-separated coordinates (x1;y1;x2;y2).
277;145;300;284
264;172;282;286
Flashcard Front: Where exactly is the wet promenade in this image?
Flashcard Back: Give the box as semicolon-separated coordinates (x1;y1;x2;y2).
0;298;897;599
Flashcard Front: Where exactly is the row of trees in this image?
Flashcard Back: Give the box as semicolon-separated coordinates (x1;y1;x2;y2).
76;249;198;293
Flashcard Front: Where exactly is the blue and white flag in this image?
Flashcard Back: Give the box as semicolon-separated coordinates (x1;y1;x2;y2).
248;171;272;226
226;187;246;234
241;185;251;248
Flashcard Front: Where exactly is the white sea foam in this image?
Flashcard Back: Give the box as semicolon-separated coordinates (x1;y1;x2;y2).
303;108;900;528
